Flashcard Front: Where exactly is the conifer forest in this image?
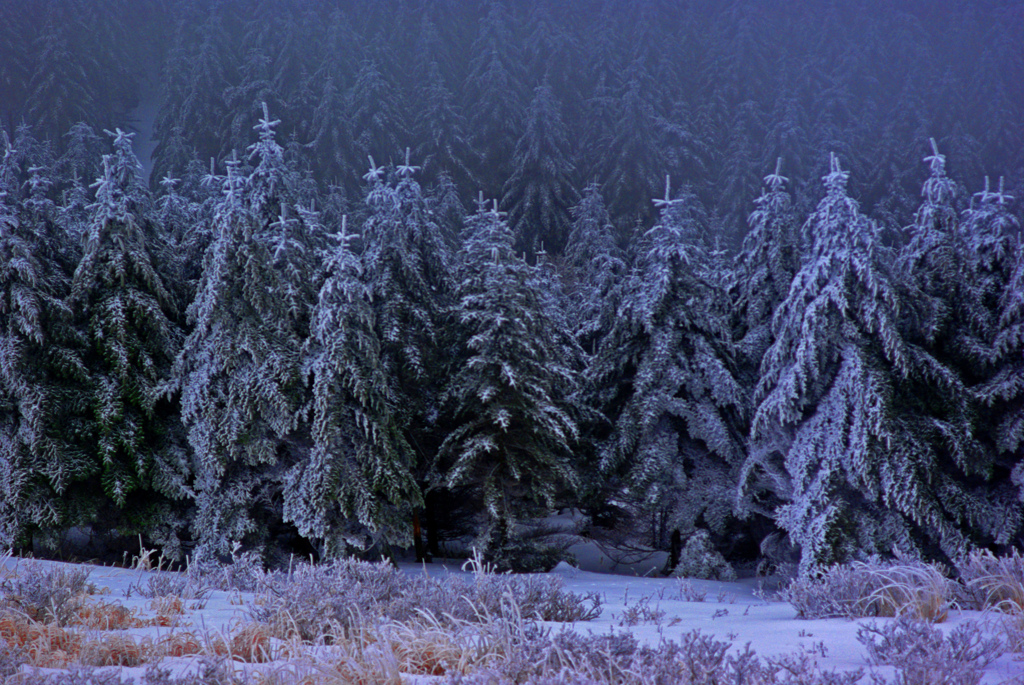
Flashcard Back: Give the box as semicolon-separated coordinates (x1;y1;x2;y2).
0;0;1023;575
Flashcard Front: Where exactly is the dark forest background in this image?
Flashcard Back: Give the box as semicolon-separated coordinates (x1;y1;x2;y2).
0;0;1022;575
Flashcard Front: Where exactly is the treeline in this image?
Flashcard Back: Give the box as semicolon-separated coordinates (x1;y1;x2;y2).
0;112;1021;572
1;0;1022;252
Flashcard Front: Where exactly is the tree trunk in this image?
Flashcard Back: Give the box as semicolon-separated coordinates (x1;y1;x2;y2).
664;528;682;576
412;511;427;563
424;498;439;560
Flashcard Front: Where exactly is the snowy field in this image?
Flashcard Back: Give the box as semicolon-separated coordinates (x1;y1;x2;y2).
2;546;1024;684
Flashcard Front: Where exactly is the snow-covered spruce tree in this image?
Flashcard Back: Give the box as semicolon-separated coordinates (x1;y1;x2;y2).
0;167;91;548
437;198;582;565
730;158;799;390
68;129;189;545
464;0;525;199
284;216;419;556
501;82;577;257
174;106;315;561
1003;238;1024;501
743;154;1007;573
589;177;746;563
415;61;477;192
563;183;625;355
965;179;1024;518
360;151;450;559
899;152;1023;548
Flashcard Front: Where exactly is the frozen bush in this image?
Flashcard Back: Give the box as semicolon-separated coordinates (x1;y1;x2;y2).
28;658;239;684
0;637;24;679
954;548;1024;612
671;530;737;581
857;615;1002;685
449;628;860;685
781;556;951;621
186;546;267;592
249;557;403;641
0;563;92;625
129;571;207;601
249;556;601;642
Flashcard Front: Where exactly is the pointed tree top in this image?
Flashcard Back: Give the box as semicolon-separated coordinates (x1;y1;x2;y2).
363;155;385;183
764;157;788;192
977;175;1016;207
924;138;946;178
823;152;850;194
653;174;679;209
159;175;181;192
254;101;281;133
397;147;421;178
1;130;12;161
104;127;135;146
475;190;489;214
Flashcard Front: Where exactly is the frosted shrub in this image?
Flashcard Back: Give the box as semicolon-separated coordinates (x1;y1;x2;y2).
954;548;1024;612
28;658;239;684
671;530;736;581
857;615;1002;685
781;556;952;621
250;556;601;642
129;571;206;602
249;557;403;641
448;629;860;685
0;563;92;625
0;637;24;679
185;546;267;592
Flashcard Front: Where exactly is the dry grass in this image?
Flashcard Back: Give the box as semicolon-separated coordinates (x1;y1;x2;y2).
78;632;148;667
153;630;204;659
781;555;952;621
74;601;143;630
956;548;1024;613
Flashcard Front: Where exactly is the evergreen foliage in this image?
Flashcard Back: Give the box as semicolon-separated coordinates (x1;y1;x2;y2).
438;198;582;554
592;178;746;549
563;183;625;355
68;129;187;541
173;107;313;560
501;83;578;257
286;216;419;554
0;152;89;548
0;0;1021;569
744;155;1009;571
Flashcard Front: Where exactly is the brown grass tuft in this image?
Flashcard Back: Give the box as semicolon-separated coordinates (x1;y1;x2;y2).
74;601;143;630
154;630;205;658
78;632;149;667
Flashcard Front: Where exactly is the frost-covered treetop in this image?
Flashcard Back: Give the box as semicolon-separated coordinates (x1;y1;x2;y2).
921;138;954;207
397;147;421;179
802;153;878;258
763;157;788;194
247;102;287;216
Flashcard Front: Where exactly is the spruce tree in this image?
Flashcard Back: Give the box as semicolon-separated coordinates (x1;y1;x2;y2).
564;183;625;355
360;152;451;558
174;107;313;560
69;129;187;542
731;159;799;392
438;198;582;561
501;83;577;257
285;217;418;555
591;178;745;558
464;0;525;198
744;154;1005;571
0;163;90;548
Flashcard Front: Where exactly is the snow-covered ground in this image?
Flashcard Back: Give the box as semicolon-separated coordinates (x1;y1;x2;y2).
2;551;1023;683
